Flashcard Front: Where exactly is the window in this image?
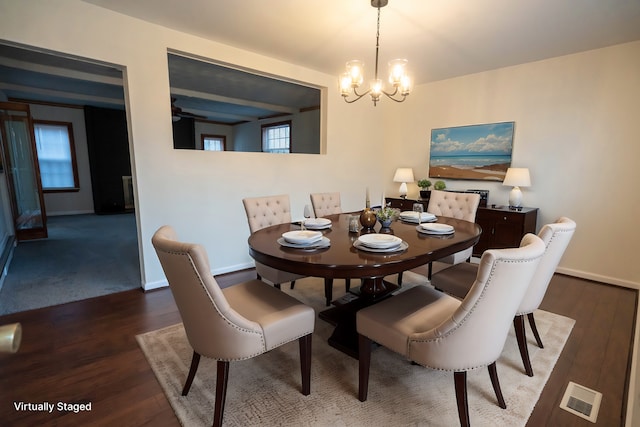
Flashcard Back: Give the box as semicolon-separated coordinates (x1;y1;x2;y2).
261;121;291;153
201;134;226;151
33;121;79;192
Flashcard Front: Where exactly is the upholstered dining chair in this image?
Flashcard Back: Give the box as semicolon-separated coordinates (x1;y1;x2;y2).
395;190;480;286
431;216;576;377
152;226;315;427
426;190;481;276
310;192;342;218
357;233;545;427
309;191;351;298
242;194;306;290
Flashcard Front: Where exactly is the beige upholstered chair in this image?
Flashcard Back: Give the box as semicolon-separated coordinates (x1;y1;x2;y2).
427;190;481;273
309;192;351;299
357;234;545;427
242;195;306;290
152;226;315;427
396;190;480;286
431;216;576;376
310;192;342;218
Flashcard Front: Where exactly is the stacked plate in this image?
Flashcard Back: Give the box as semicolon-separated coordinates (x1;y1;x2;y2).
399;211;437;223
417;223;455;235
279;230;330;249
303;218;332;230
354;234;408;253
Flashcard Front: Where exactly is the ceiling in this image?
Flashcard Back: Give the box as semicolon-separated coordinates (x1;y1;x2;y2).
82;0;640;84
1;0;640;120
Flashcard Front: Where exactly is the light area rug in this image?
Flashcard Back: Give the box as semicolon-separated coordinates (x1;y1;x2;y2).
137;272;575;426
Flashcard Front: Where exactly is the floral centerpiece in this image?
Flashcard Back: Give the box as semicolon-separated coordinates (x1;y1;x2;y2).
376;206;399;228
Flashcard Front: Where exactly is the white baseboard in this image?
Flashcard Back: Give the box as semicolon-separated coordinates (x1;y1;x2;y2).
142;261;256;292
556;266;639;290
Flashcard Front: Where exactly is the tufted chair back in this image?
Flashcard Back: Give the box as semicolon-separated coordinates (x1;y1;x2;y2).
426;190;481;268
427;190;480;221
242;195;305;288
243;194;293;233
310;192;342;218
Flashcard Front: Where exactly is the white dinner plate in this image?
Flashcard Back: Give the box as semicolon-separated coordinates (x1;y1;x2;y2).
416;223;455;235
353;240;408;253
357;233;403;249
303;218;332;229
278;236;330;249
399;212;437;223
282;230;323;244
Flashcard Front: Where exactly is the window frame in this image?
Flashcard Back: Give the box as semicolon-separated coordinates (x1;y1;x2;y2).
33;120;80;193
201;134;227;151
261;120;292;154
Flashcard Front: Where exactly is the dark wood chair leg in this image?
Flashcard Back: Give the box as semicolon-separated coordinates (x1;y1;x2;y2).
299;334;312;395
182;351;201;396
514;315;534;377
528;312;544;348
428;262;433;280
324;278;333;306
454;371;470;427
256;273;262;281
345;278;351;292
290;280;296;290
212;361;229;427
397;272;403;286
274;283;281;290
487;361;506;408
358;334;373;402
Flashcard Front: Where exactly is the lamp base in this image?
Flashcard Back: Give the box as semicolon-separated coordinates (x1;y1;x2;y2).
398;182;408;199
509;186;523;208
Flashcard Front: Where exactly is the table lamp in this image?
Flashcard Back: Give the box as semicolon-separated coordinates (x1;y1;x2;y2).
503;167;531;209
393;168;414;199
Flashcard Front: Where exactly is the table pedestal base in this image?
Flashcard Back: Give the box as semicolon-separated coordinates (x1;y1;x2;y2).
319;278;398;359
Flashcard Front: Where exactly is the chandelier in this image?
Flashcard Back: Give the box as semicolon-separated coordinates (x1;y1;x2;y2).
339;0;411;106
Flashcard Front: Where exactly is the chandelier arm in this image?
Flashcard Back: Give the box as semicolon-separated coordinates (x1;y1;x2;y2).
383;93;408;103
343;87;371;103
381;86;399;97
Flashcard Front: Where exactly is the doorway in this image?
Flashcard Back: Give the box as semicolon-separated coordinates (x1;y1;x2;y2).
0;43;139;311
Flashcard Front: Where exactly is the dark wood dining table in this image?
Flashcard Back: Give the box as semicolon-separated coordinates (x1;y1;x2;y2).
248;212;482;357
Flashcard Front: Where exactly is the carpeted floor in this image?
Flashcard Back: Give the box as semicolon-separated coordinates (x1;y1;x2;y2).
137;273;575;427
0;213;140;315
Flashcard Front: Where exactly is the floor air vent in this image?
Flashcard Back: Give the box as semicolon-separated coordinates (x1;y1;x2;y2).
559;381;602;423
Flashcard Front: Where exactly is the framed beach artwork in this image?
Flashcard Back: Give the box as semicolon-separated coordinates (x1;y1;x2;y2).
429;122;515;181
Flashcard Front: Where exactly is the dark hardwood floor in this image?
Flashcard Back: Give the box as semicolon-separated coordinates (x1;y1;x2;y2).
0;269;635;426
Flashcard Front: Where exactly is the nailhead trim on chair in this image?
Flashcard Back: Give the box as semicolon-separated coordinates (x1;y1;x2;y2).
407;258;542;372
161;247;268;361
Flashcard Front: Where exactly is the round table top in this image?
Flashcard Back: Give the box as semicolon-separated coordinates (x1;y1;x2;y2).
248;213;481;280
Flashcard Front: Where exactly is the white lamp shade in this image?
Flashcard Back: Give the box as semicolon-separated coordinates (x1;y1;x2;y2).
503;168;531;187
393;168;415;183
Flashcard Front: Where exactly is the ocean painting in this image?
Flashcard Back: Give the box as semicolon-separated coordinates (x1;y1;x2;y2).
429;122;514;181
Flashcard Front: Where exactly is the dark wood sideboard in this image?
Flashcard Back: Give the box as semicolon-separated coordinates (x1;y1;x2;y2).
386;197;538;257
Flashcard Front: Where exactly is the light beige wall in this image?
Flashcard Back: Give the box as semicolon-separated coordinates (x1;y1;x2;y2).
2;1;637;290
0;0;389;287
388;41;640;288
